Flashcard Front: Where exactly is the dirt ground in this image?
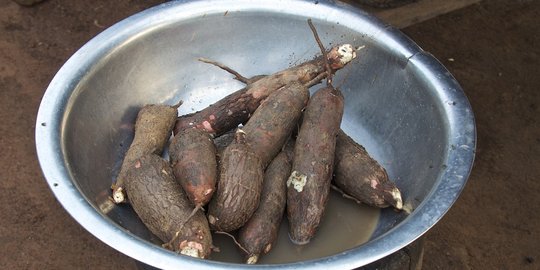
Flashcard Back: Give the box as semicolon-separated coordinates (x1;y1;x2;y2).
0;0;538;269
404;1;540;269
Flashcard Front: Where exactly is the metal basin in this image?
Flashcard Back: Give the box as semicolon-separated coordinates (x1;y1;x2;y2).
35;0;476;269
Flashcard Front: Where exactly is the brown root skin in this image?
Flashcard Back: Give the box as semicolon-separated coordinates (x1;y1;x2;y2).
112;103;178;204
174;44;356;137
242;81;309;167
333;129;403;209
207;129;264;232
287;86;344;245
238;146;293;263
169;128;217;207
124;154;212;258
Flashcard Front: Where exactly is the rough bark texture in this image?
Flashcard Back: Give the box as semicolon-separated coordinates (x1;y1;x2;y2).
112;104;178;204
124;154;212;259
242;81;309;167
238;146;293;264
169;128;218;207
207;131;264;232
334;130;403;209
286;86;344;245
174;45;354;137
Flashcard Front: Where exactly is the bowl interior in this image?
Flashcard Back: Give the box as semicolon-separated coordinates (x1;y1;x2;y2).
37;1;474;268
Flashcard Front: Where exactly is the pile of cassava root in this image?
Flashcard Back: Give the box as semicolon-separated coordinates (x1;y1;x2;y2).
110;20;403;263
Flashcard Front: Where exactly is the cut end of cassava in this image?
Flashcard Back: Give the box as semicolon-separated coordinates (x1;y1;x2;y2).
246;254;259;264
179;240;205;258
337;44;357;64
112;187;126;204
383;185;403;210
390;186;403;210
208;214;217;225
263;243;272;254
187;186;214;207
235;129;247;142
180;246;201;258
328;44;357;70
195;188;214;206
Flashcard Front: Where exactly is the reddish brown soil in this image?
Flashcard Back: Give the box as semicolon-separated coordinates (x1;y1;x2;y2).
403;1;540;269
0;0;538;269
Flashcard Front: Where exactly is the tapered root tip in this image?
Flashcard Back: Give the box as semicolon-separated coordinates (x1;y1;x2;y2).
288;232;311;246
197;57;211;63
172;100;184;109
112;187;126;204
246;254;259;264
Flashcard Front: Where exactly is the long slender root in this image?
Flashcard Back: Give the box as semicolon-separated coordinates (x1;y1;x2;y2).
331;184;364;205
198;58;251;84
173;100;184;110
214;231;250;255
162;230;181;250
304;72;328;88
307;19;333;85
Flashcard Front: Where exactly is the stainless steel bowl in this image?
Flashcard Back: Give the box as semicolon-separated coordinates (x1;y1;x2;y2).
35;0;475;269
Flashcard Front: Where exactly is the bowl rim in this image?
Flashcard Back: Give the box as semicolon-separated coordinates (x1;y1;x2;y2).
35;0;476;269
